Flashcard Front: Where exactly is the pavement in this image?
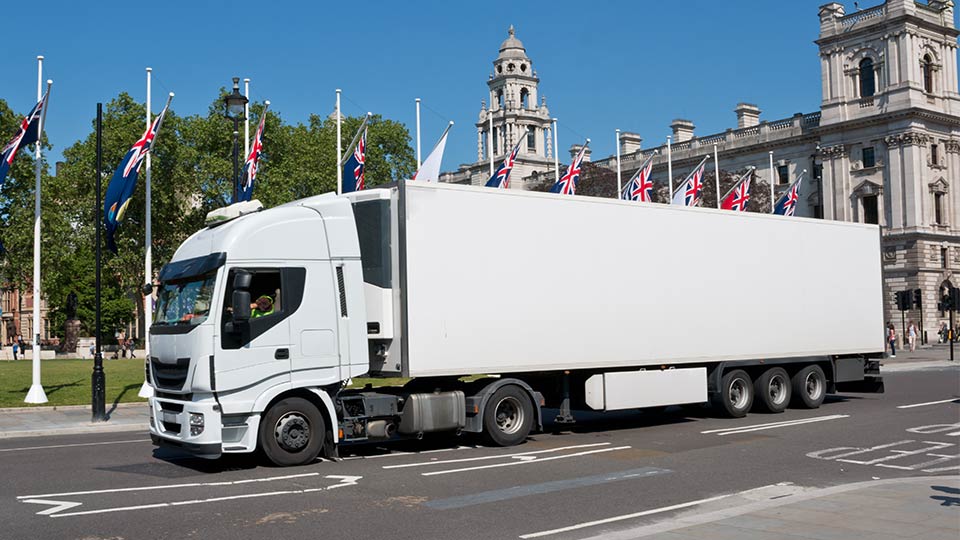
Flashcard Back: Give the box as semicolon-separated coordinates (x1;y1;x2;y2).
0;346;956;540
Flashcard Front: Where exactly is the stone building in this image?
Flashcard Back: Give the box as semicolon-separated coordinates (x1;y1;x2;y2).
441;1;960;336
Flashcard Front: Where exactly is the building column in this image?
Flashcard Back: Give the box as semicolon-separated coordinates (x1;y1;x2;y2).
901;133;928;228
885;136;905;229
477;127;484;161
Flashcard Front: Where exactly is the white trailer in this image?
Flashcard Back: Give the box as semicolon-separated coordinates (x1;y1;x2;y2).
147;181;884;466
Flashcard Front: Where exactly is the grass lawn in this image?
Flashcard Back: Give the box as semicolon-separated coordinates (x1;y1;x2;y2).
0;358;147;408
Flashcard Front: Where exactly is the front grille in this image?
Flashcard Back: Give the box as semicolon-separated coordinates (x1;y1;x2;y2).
162;421;181;433
157;401;183;413
151;357;190;391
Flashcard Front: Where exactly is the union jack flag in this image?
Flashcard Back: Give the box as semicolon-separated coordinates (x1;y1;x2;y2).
0;92;48;187
104;101;171;253
550;144;588;195
671;157;708;206
620;154;656;202
773;175;803;216
720;170;753;212
485;134;523;189
239;104;269;202
342;128;366;193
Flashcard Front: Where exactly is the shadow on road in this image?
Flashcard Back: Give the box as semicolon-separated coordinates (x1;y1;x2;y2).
930;485;960;507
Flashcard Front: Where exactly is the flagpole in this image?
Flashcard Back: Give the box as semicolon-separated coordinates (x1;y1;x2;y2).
719;167;755;202
243;78;250;160
552;118;559;184
615;129;622;197
25;56;48;404
415;98;422;169
340;112;372;167
667;136;673;203
768;151;775;212
140;67;154;399
488;112;494;177
336;89;342;195
713;144;720;208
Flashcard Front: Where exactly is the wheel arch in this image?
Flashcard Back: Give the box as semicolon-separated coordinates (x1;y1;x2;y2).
464;378;543;434
254;384;339;445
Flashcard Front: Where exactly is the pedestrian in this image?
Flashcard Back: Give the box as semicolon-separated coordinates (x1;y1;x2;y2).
907;320;917;352
887;323;897;357
127;337;136;359
939;322;948;343
12;340;18;360
117;330;126;359
17;335;25;358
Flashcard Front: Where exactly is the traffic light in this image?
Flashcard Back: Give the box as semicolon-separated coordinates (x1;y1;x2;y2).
950;287;960;310
895;290;910;311
913;289;922;309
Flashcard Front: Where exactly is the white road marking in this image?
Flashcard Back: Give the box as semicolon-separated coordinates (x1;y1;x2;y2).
699;415;847;435
518;494;729;538
422;446;631;477
896;398;959;409
705;415;850;436
341;446;473;460
21;499;82;516
382;443;611;470
20;475;362;518
17;472;320;500
0;439;149;453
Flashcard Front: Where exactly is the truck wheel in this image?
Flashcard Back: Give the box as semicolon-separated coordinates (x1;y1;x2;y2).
259;397;325;466
791;365;826;409
715;369;753;418
754;367;791;413
482;385;534;447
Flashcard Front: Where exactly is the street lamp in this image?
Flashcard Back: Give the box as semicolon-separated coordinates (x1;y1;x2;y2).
223;77;248;203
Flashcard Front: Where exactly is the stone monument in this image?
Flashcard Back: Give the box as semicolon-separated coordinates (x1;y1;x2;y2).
62;291;81;354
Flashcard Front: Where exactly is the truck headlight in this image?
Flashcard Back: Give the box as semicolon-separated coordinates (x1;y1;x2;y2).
189;413;204;436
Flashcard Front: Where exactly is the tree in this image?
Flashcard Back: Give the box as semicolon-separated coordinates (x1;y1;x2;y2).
0;92;418;342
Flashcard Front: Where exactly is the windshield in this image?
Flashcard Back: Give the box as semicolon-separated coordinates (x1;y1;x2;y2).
154;273;217;326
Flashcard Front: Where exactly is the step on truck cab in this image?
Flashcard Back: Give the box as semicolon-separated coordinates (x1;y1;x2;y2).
149;181;884;466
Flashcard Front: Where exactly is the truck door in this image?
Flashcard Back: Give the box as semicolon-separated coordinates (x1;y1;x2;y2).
214;267;305;392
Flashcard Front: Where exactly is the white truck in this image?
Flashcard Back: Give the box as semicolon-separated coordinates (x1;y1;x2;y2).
147;181;885;466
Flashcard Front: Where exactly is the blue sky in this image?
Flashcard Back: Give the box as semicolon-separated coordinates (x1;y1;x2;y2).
3;1;956;172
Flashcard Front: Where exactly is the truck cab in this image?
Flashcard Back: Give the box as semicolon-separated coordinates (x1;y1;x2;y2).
148;194;368;461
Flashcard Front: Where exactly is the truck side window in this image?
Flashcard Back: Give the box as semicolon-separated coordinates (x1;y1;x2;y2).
220;267;306;350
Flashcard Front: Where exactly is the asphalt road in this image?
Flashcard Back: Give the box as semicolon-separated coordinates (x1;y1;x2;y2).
1;365;957;540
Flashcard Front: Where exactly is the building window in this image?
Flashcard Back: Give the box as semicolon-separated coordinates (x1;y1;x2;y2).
863;195;879;225
493;127;499;155
863;147;875;168
813;204;823;219
497;90;504;109
922;54;934;93
520;88;529;109
935;192;944;225
859;58;875;97
777;165;789;185
942;247;949;269
527;129;536;151
931;144;939;166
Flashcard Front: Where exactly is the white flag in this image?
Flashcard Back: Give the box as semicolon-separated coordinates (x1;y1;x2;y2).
413;123;452;182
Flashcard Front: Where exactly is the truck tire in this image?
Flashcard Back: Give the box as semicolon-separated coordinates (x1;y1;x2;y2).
791;365;826;409
482;385;534;447
259;397;325;466
753;367;791;413
715;369;753;418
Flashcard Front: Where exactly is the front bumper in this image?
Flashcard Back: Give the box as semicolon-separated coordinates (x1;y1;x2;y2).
151;433;222;457
149;395;260;456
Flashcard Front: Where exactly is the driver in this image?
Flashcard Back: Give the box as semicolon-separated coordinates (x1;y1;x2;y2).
251;295;274;318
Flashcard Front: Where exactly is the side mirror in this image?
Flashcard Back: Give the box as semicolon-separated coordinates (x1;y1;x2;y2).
142;282;153;295
232;290;251;323
233;270;252;291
